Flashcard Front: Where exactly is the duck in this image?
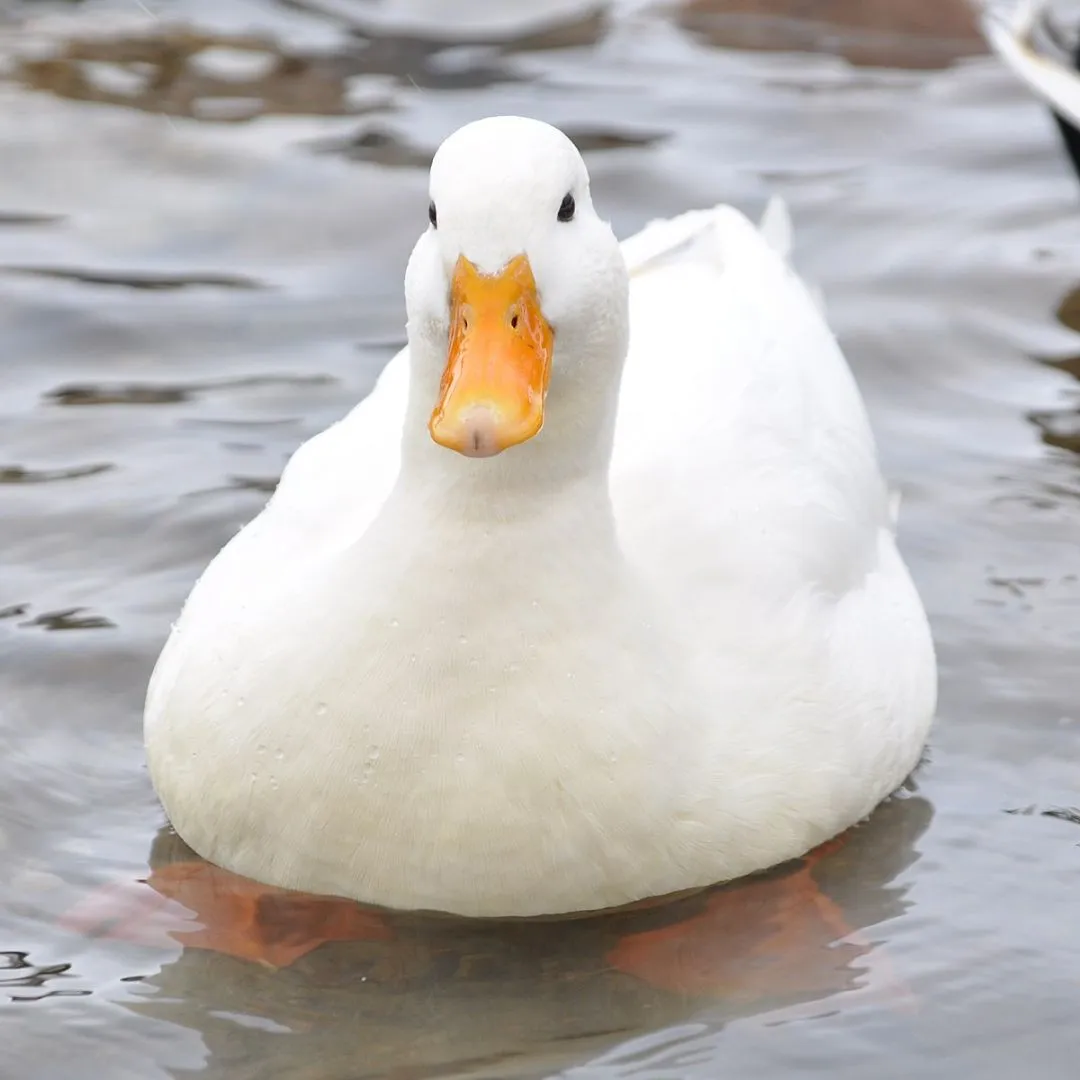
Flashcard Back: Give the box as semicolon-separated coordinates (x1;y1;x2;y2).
144;115;936;919
984;0;1080;181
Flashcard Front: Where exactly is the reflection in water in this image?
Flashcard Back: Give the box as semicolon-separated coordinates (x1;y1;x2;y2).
0;211;65;226
287;0;608;50
45;374;334;407
55;796;931;1077
219;474;280;494
676;0;985;70
0;267;268;290
10;3;608;121
15;607;116;631
1006;804;1080;826
179;474;283;498
15;27;375;121
0;952;87;1003
0;463;113;484
309;121;664;167
1029;407;1080;454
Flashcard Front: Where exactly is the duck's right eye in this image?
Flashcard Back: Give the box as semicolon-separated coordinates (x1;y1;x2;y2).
428;202;438;228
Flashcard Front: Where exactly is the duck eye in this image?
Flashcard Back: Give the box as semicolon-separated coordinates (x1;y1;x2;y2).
557;192;575;222
428;201;437;228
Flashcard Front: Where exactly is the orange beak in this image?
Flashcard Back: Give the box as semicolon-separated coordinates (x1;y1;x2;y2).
429;254;553;457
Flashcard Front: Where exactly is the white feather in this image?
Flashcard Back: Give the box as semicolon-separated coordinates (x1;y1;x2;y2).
983;0;1080;129
144;118;936;918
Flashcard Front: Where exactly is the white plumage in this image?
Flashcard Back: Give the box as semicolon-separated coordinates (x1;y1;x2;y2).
145;117;936;917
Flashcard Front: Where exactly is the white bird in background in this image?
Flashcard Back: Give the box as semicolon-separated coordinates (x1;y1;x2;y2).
984;0;1080;178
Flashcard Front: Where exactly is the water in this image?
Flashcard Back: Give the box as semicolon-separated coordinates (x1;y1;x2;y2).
2;0;1079;1076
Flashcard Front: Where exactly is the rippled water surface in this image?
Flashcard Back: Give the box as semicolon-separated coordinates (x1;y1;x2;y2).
2;0;1079;1077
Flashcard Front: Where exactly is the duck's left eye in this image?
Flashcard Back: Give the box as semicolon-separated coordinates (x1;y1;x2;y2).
557;193;575;223
428;201;437;228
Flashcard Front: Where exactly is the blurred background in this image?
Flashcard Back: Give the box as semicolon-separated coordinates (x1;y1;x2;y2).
2;1;1079;1078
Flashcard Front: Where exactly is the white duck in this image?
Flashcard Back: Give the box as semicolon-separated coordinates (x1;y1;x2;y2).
145;116;936;919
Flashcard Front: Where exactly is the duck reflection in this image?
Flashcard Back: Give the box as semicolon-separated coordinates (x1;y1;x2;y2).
65;794;932;1078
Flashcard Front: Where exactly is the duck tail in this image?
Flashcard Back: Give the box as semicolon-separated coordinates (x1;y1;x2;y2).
759;196;828;314
758;195;792;261
888;489;903;528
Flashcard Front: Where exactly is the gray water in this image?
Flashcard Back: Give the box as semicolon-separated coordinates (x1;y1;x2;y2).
2;0;1079;1077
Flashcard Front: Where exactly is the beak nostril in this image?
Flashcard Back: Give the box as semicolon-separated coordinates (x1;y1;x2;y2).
432;252;551;457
